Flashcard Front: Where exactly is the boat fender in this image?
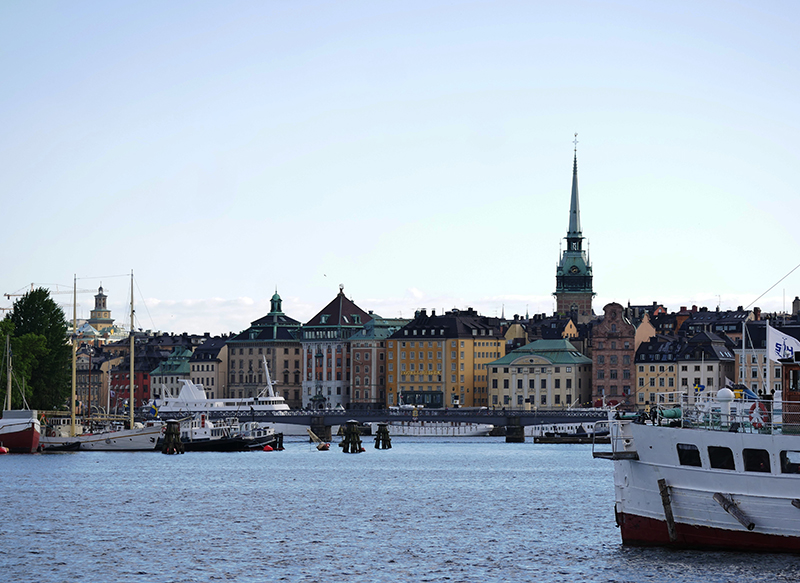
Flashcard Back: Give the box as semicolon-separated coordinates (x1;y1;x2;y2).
0;446;9;455
748;402;768;429
262;445;273;452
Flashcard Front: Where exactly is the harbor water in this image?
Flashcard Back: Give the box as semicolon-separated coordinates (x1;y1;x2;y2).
2;437;798;583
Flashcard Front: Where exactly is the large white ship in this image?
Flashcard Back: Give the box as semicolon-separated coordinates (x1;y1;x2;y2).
594;389;800;552
148;357;305;436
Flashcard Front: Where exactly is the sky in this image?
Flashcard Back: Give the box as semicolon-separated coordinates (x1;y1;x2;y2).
2;1;800;336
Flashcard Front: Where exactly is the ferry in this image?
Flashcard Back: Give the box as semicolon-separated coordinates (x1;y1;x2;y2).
147;356;305;436
594;388;800;552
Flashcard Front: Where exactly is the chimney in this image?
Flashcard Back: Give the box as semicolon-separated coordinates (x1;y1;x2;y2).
793;297;800;317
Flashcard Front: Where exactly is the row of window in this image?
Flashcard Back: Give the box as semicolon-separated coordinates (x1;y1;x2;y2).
493;393;572;406
233;347;299;355
677;443;800;474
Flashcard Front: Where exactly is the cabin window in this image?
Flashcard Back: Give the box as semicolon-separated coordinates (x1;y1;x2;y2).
677;443;701;467
780;451;800;474
743;448;771;473
708;446;735;470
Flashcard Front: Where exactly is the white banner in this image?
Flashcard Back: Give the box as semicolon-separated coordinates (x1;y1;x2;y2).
766;324;800;362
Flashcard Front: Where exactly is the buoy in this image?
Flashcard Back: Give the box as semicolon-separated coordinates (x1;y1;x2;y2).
262;445;273;452
0;446;9;454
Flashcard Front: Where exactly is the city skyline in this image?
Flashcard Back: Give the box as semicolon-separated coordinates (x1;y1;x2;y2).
3;1;799;335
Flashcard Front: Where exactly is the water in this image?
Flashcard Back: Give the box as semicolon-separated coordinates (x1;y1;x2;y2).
1;437;798;583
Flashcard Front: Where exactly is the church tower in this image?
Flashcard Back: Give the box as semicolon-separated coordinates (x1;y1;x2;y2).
554;135;595;321
87;286;115;332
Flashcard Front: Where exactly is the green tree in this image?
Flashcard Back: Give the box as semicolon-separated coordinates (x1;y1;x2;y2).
3;288;71;410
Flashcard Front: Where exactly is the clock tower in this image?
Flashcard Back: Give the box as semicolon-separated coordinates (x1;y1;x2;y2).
554;135;595;321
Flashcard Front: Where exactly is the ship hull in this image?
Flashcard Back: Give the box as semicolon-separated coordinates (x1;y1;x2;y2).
0;423;40;453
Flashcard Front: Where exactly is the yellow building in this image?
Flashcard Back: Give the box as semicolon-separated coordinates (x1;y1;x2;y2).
386;308;504;408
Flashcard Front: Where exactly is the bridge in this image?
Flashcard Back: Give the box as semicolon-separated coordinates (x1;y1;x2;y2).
157;408;610;443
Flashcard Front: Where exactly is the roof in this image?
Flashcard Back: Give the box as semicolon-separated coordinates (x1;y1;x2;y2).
488;338;591;366
388;308;503;340
304;288;373;328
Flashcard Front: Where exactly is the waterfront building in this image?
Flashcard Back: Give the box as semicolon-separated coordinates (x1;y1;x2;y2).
486;339;592;409
554;141;595;322
227;291;302;406
348;316;410;410
189;335;228;400
590;302;636;407
386;308;504;408
675;331;736;398
300;286;373;409
679;305;755;342
150;347;193;399
634;334;683;407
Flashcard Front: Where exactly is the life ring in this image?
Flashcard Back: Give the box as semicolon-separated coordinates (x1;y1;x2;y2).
749;402;768;429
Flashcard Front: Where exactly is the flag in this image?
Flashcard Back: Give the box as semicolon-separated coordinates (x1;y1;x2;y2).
766;324;800;362
724;377;734;388
149;401;159;417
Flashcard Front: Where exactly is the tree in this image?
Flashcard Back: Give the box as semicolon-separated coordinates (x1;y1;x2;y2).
3;288;71;410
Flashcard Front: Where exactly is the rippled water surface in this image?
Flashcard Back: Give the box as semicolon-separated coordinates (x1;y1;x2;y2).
2;437;798;583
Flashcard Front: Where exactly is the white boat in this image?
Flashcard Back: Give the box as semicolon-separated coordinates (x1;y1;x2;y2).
594;388;800;552
149;356;305;436
372;420;494;437
40;417;163;451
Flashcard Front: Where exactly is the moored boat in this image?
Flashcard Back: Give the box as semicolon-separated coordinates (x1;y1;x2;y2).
594;388;800;552
1;335;41;453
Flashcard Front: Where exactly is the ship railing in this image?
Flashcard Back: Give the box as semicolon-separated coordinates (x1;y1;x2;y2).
679;394;800;435
591;416;639;460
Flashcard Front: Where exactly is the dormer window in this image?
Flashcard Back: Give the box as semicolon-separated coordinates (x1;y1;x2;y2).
320;315;329;324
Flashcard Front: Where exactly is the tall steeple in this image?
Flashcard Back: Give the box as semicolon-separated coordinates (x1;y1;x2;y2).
554;134;594;321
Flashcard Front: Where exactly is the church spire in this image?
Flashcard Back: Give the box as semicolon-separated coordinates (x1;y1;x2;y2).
568;133;582;238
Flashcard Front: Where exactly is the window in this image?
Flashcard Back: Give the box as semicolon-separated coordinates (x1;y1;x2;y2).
677;443;701;467
743;449;771;473
708;446;735;470
780;450;800;474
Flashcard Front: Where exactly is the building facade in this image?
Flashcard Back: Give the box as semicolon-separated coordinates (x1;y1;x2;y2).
300;286;373;410
591;302;636;408
386;308;504;408
349;317;410;410
486;339;592;409
227;292;302;406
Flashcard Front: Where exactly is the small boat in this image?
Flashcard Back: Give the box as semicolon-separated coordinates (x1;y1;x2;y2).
1;335;41;453
372;420;494;437
594;388;800;552
307;428;330;451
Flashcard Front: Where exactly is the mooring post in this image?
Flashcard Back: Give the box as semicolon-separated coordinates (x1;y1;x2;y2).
505;416;525;443
339;419;364;453
374;422;392;449
161;419;184;454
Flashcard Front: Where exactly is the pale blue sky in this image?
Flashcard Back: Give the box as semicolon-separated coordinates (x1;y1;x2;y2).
2;1;799;334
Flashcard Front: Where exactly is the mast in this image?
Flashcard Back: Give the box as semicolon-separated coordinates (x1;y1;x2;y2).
129;270;135;430
5;334;11;411
71;274;77;436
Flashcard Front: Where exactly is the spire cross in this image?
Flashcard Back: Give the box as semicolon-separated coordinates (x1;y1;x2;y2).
573;132;578;152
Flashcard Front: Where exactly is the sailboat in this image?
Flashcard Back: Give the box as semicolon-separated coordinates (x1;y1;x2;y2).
40;272;163;451
0;335;41;453
306;428;330;451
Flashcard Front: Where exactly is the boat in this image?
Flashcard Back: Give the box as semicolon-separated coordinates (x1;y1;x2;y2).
0;335;41;453
593;388;800;552
148;355;305;435
533;423;610;444
172;415;280;451
40;272;164;452
372;420;494;437
307;427;330;451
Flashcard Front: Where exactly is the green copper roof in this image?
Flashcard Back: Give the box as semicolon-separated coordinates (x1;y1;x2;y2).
488;338;591;366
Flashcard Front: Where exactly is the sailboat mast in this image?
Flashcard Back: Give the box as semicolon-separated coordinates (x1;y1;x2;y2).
129;270;135;430
5;334;11;411
71;274;77;437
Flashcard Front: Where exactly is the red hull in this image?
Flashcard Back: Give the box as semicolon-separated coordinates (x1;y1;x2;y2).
618;512;800;553
0;425;40;453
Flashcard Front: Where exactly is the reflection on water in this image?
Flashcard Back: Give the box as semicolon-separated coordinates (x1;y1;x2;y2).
1;438;798;582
